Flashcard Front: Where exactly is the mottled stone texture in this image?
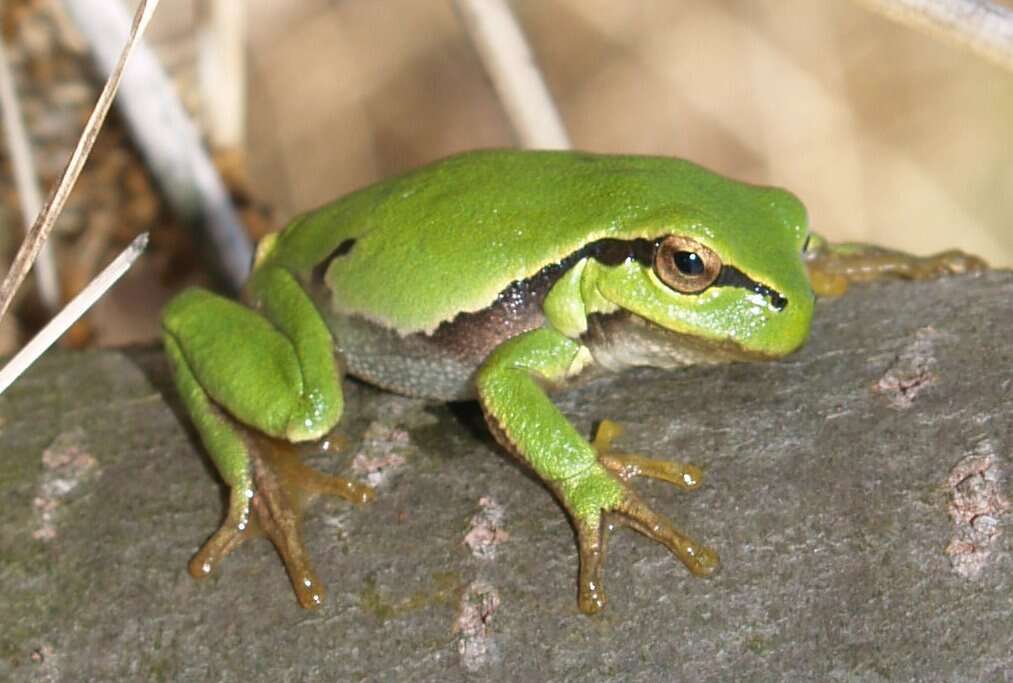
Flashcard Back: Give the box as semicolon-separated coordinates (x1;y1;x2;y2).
1;273;1010;682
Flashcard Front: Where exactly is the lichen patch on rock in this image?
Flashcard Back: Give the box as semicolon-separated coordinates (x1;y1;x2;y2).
32;428;98;541
873;326;950;409
463;496;509;560
454;580;501;672
944;445;1009;579
350;421;410;487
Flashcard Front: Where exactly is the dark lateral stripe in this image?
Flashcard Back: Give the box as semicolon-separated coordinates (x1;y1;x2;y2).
483;238;654;308
714;266;788;310
584;237;657;267
510;235;788;311
312;238;357;284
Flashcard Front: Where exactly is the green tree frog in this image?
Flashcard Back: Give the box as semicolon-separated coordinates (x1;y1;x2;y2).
162;149;983;613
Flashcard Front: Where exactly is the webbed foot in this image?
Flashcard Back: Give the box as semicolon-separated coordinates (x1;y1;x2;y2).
190;434;373;608
805;239;988;298
573;420;718;614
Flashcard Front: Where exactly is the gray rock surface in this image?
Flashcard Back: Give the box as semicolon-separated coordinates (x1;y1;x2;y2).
1;273;1011;682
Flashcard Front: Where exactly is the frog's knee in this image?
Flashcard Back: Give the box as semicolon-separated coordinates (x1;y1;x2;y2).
162;286;334;441
285;390;338;442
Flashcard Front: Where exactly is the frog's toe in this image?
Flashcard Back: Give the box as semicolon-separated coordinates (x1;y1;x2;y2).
614;493;719;578
599;450;703;491
249;484;327;608
189;487;256;579
593;419;703;492
932;249;988;276
576;522;608;614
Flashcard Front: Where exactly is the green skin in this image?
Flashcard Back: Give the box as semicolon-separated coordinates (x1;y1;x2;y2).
163;149;972;613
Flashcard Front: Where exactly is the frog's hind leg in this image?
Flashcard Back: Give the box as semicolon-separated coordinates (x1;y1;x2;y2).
166;331;257;579
163;279;370;608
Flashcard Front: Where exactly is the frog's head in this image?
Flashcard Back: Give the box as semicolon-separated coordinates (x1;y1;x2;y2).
582;185;813;365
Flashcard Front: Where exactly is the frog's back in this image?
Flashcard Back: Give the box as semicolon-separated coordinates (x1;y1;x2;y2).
261;149;796;336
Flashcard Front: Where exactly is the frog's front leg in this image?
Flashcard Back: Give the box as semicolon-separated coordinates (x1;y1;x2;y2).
476;328;718;614
162;266;372;608
804;234;987;298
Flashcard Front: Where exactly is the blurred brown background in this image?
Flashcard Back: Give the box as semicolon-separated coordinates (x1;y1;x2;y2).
160;0;1012;263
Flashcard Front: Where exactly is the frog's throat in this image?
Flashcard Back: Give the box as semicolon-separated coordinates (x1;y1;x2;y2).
581;310;777;372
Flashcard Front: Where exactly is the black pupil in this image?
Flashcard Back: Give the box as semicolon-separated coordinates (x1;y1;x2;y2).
673;251;705;276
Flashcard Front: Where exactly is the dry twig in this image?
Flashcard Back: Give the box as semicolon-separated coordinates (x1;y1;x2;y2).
0;31;60;314
199;0;246;152
453;0;571;149
63;0;253;290
853;0;1013;71
0;0;160;325
0;233;148;394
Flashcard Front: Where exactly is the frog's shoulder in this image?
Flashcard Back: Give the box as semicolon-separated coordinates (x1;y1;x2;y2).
264;149;782;334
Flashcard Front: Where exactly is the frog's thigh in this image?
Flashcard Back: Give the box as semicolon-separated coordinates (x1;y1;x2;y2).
164;331;251;492
246;266;344;439
162;287;336;442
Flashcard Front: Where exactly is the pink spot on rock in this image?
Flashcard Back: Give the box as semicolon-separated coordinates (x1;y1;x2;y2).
873;327;948;409
463;496;509;559
32;428;98;541
944;449;1009;579
454;581;501;672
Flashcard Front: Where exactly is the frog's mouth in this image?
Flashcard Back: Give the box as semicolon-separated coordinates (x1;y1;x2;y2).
582;310;778;372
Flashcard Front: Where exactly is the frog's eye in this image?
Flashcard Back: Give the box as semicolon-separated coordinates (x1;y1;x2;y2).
654;235;722;293
802;235;811;254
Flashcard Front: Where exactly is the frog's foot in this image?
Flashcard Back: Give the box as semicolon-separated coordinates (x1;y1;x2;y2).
190;436;373;608
573;420;718;615
574;492;719;615
806;242;988;298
